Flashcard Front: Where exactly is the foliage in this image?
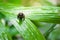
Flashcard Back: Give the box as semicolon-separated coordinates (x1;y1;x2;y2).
0;0;60;40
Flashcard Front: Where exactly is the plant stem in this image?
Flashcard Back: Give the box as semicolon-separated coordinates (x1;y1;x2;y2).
44;24;56;40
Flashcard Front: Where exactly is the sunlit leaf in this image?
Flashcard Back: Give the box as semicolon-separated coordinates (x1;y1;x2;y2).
11;19;46;40
0;20;12;40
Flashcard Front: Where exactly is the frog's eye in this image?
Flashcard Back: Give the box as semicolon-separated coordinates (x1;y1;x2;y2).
17;13;25;20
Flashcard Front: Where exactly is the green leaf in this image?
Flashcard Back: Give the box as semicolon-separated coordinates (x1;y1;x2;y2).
0;5;60;23
9;26;19;36
48;27;60;40
12;18;45;40
0;11;16;21
27;7;60;24
0;20;12;40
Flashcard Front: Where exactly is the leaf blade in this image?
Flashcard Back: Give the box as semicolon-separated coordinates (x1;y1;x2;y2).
12;19;45;40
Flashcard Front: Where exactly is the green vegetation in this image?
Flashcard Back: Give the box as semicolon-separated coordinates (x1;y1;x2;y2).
0;0;60;40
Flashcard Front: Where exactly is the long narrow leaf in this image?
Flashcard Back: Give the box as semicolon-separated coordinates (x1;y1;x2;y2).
0;6;60;23
0;20;12;40
11;19;45;40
